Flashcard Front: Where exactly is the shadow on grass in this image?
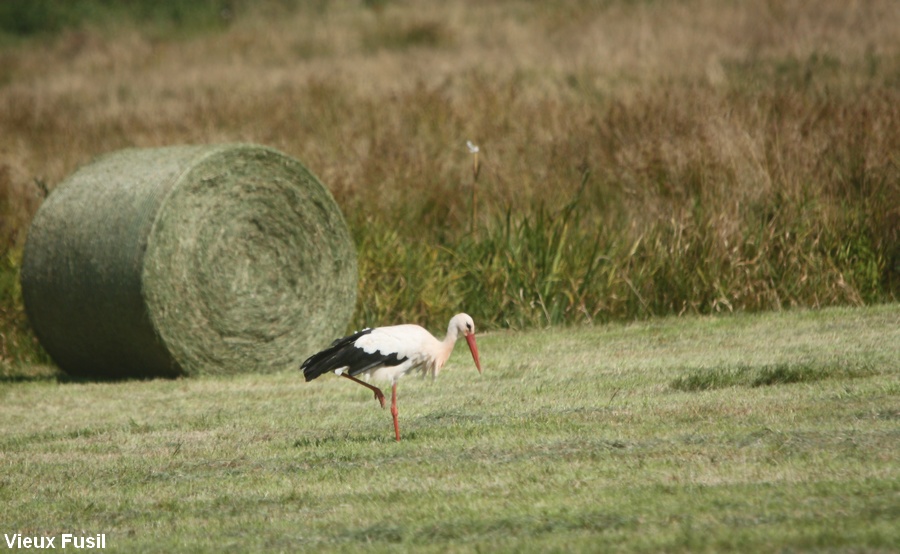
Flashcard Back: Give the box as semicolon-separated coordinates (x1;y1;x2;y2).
0;367;181;385
670;360;878;392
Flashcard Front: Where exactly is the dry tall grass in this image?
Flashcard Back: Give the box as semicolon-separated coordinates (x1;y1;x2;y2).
1;0;898;365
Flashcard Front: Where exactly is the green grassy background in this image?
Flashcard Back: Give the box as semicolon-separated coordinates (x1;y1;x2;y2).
1;305;898;552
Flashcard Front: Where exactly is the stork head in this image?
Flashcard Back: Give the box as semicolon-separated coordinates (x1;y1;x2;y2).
451;313;482;374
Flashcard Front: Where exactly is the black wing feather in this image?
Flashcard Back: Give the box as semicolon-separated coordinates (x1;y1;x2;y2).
301;328;408;382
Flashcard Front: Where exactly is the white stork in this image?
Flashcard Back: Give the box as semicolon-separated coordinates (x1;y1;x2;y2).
301;313;482;442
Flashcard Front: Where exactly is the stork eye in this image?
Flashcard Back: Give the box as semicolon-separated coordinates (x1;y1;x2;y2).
466;322;472;331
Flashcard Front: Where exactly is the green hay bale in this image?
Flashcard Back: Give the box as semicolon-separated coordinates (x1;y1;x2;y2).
21;144;357;379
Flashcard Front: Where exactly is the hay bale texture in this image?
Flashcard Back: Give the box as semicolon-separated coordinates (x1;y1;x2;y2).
21;144;357;379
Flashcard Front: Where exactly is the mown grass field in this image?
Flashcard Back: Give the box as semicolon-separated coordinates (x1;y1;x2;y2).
1;305;898;552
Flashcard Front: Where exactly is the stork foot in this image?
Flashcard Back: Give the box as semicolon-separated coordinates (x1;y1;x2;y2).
374;390;386;409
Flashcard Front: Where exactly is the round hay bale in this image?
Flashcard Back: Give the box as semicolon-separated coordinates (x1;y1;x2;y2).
21;144;357;379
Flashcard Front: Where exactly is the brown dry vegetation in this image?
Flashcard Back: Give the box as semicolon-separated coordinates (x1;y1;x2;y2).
1;0;899;367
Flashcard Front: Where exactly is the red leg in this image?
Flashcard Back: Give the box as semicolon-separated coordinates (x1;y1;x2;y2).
391;381;400;442
340;373;386;408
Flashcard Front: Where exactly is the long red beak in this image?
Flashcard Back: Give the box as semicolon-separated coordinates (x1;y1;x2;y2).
465;333;482;374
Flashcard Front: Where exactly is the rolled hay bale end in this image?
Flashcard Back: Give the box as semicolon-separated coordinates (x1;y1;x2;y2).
21;144;357;379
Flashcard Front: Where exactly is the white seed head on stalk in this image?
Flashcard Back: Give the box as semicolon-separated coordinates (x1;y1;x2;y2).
465;141;481;233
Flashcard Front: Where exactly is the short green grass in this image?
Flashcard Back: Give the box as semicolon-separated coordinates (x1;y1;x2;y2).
2;1;898;363
1;305;897;552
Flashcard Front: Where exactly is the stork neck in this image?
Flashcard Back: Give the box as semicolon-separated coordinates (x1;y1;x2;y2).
443;321;460;346
436;322;459;364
